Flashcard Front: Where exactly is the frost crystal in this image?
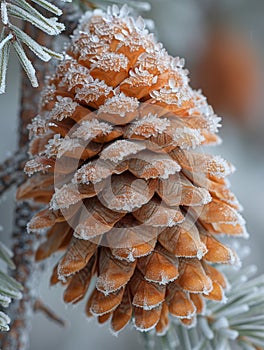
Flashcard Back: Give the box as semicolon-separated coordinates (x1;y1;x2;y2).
27;115;48;139
43;134;83;158
24;158;52;176
91;52;129;72
122;67;158;89
75;79;113;104
74;162;111;184
100;140;145;162
58;59;92;90
150;84;192;106
138;49;170;74
40;84;56;107
72;119;113;141
98;93;139;117
50;184;80;210
207;156;235;178
127;114;170;138
172;127;205;150
49;96;78;121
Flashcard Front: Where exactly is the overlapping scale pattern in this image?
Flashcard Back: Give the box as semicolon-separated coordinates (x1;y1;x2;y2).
19;5;247;335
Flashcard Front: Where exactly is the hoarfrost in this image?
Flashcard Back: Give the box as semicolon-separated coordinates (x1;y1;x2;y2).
59;59;92;90
50;184;80;210
24;158;52;176
207;156;235;178
74;162;111;184
49;96;78;121
172;127;205;150
72;119;113;141
127;113;170;138
44;134;83;158
100;140;145;162
75;79;113;104
40;83;56;106
91;52;128;72
27;115;48;139
98;93;139;117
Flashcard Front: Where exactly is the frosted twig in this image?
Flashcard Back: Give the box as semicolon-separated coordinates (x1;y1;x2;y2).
33;299;66;327
0;147;28;197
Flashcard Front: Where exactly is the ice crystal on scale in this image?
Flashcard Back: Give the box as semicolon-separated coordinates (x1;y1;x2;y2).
20;5;247;336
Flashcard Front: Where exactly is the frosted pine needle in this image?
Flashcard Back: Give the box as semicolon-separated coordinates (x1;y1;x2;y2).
0;241;23;332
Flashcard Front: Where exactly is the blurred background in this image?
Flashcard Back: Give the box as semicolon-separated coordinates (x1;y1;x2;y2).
0;0;264;349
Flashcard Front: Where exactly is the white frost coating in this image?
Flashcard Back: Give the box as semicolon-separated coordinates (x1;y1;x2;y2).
91;51;128;72
24;158;52;176
0;33;13;50
43;134;62;157
74;34;107;59
1;1;8;25
27;115;48;139
96;276;122;295
207;156;236;178
172;127;205;150
133;318;159;333
50;184;80;210
49;96;78;121
143;159;181;179
59;59;92;90
75;79;113;104
73;162;111;184
0;294;12;307
13;40;38;87
125;67;157;87
196;248;206;260
44;134;82;158
72;119;113;141
195;188;212;206
127;114;170;138
190;90;222;133
137;49;170;74
0;311;11;324
106;189;149;212
57;136;83;158
98;92;139;117
100;140;145;163
145;273;178;286
40;83;56;106
133;299;163;311
150;84;192;107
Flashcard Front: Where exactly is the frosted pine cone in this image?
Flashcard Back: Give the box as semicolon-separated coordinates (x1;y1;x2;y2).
18;5;247;335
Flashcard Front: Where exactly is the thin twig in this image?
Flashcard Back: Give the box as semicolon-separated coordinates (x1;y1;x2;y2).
33;299;66;328
0;147;28;197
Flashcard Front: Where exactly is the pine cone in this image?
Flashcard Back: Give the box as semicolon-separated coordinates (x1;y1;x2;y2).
18;5;247;335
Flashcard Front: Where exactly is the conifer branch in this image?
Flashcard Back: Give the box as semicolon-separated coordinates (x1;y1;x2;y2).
0;0;66;93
